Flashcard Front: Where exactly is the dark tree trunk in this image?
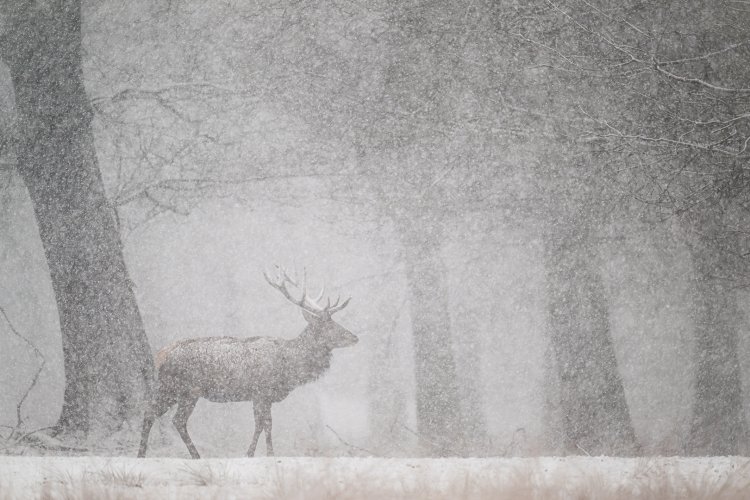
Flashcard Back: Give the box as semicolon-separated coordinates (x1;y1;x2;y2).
2;1;154;439
683;221;748;455
541;340;565;454
397;217;463;456
366;311;410;454
454;321;489;456
544;229;640;456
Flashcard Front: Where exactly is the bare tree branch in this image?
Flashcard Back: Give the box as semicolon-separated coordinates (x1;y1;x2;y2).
0;304;45;438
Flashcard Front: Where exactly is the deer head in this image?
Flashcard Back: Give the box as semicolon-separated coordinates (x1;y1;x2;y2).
263;265;358;349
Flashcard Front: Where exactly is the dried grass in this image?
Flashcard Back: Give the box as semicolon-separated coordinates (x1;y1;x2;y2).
259;458;750;500
95;467;145;488
1;457;749;500
180;462;239;486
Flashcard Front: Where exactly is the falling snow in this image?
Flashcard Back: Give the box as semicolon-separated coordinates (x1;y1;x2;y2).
1;0;750;497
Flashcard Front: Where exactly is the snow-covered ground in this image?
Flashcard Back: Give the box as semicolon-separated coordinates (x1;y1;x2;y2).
1;456;749;499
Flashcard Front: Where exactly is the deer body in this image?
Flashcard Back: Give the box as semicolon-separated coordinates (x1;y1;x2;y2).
137;267;356;459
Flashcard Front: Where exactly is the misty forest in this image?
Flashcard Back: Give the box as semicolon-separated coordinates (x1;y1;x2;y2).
2;0;750;496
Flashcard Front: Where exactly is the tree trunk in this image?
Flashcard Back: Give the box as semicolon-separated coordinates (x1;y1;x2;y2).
541;339;565;454
544;229;640;455
2;1;154;439
453;315;489;456
367;301;410;454
397;217;463;456
683;221;748;455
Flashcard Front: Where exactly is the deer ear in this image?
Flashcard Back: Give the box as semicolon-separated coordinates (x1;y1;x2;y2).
301;309;320;324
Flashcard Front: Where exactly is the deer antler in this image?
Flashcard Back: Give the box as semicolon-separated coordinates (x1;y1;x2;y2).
263;265;324;316
313;284;326;304
312;283;351;316
327;296;351;315
263;265;351;316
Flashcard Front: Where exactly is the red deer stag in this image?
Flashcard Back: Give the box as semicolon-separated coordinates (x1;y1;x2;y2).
137;266;357;458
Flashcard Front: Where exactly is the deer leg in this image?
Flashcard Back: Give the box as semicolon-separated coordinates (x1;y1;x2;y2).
138;411;156;458
173;398;200;459
264;405;274;456
138;392;174;458
247;399;271;457
246;421;262;457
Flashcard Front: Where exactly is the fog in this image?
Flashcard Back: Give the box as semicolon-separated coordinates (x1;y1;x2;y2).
1;0;750;459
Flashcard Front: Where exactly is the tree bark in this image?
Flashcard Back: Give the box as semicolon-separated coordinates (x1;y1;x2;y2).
541;339;565;454
367;300;410;454
544;229;640;455
454;323;489;456
397;217;463;456
683;220;748;455
2;1;154;439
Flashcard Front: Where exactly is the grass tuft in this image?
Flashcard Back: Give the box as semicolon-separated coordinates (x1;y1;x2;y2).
180;462;238;486
95;467;145;489
2;456;750;499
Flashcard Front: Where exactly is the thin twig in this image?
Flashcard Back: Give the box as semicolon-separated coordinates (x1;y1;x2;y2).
658;40;749;66
325;425;376;456
0;304;46;436
654;65;750;93
576;443;592;456
400;423;459;456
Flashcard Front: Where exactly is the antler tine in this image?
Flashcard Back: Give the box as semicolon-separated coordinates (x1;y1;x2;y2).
266;265;350;315
262;268;273;286
323;295;340;310
330;295;341;308
328;296;351;314
279;266;297;287
263;265;321;315
314;284;326;304
299;267;309;307
263;267;289;296
294;267;327;313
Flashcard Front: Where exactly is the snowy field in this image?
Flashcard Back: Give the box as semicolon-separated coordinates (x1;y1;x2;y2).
1;456;749;499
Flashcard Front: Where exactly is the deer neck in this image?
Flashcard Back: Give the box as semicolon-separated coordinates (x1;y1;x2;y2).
284;326;334;385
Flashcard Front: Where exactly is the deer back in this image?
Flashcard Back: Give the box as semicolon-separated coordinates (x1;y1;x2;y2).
154;333;336;404
155;337;287;402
